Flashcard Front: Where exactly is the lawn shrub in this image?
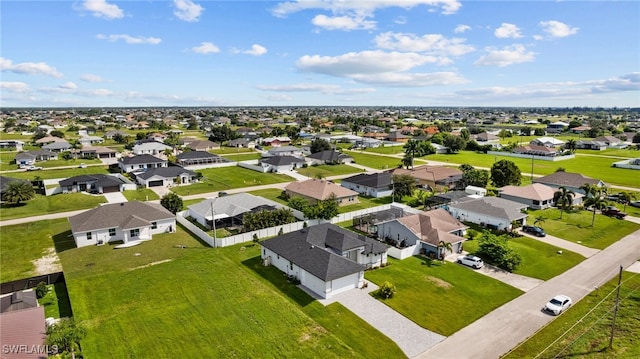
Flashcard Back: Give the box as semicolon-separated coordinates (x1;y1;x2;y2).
374;281;397;299
35;281;48;299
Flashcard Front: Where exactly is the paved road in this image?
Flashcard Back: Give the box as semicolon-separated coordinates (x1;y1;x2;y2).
517;230;600;258
418;228;640;359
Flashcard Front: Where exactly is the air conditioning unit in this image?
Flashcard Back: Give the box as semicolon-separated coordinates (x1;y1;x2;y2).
96;240;105;246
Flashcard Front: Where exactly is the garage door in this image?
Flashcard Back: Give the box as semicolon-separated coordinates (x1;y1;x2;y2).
102;185;119;193
148;180;164;187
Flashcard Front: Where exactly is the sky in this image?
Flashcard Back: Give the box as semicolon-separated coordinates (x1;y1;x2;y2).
1;0;639;108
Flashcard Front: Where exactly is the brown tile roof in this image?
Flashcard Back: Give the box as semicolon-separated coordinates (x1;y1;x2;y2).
68;201;174;232
0;307;46;359
499;183;556;201
285;179;359;200
392;165;462;182
396;209;467;245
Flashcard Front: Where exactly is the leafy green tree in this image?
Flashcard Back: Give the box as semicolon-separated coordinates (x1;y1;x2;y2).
553;186;575;219
533;216;546;227
46;318;87;359
618;191;637;212
302;194;339;220
490;160;521;187
310;138;332;153
50;130;65;138
208;125;238;143
584;193;608;226
242;208;296;232
442;134;466;153
3;180;35;205
392;174;416;199
160;192;183;214
459;164;489;188
31;128;48;142
563;139;577;154
632;132;640;144
288;196;309;211
476;232;522;272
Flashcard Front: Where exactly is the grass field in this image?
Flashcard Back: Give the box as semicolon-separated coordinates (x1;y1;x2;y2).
59;229;405;358
363;145;406;155
249;188;289;206
462;236;585;280
38;282;73;319
527;209;640;249
297;164;362;178
364;256;523;336
504;272;640;359
211;147;256;154
4;166;110;180
171;166;294;196
0;219;69;282
219;152;262;161
346;151;402;170
0;193;106;220
122;188;160;201
338;196;392;213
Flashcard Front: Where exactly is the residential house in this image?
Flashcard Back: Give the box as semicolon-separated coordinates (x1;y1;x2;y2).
78;134;104;146
35;135;65;145
391;165;464;191
0;306;46;359
59;174;132;194
533;171;607;195
135;166;197;188
265;146;304;158
473;132;500;143
513;144;558;157
285;179;359;206
227;138;256;148
0;140;24;151
260;223;388;299
376;208;468;259
261;136;291;147
446;196;529;231
42;141;71;152
530;137;565;148
184;140;220;151
73;146;118;159
498;183;558;209
593;136;623;147
104;129;130;140
385;131;410;143
546;122;569;134
14;150;58;168
354;137;382;148
575;139;607;150
118;154;168;173
306;150;353;165
341;172;393;198
432;143;449;154
259;156;305;172
132;141;172;156
570;126;591;134
68;201;176;247
176;151;229;167
187;193;288;229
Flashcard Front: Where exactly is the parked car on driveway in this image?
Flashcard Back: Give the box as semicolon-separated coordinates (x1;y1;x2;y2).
630;201;640;209
522;225;546;237
79;163;87;168
457;255;484;269
25;165;42;171
602;206;627;219
544;295;572;315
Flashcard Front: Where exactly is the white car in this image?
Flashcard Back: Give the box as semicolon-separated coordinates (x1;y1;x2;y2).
457;255;484;269
544;295;572;315
25;165;43;171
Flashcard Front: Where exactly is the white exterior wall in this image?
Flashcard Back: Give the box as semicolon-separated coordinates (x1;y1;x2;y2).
341;182;393;198
72;218;175;248
448;207;518;230
377;220;419;247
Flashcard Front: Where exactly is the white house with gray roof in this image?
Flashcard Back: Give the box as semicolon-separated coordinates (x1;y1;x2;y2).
447;197;528;231
118;154;168;173
135;166;197;188
68;201;176;247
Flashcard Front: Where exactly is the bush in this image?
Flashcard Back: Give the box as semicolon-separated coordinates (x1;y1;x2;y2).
374;281;397;299
35;281;48;299
475;231;522;272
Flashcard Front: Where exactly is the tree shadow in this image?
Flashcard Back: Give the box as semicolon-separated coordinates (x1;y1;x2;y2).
241;256;315;308
52;230;77;253
0;202;27;209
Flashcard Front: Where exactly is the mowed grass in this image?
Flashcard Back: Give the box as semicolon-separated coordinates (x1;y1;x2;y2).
505;272;640;359
211;147;256;154
122;188;160;201
0;219;68;282
462;236;585;280
171;166;294;196
40;158;103;168
219;152;262;161
5;166;110;180
346;151;402;170
38;282;73;319
365;256;523;336
338;196;392;213
297;164;362;178
528;209;640;249
249;188;289;206
60;231;405;358
363;145;406;155
0;193;106;220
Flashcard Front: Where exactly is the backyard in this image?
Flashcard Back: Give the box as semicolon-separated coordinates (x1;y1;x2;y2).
170;166;294;196
364;256;523;336
345;151;403;170
0;192;106;220
527;209;640;249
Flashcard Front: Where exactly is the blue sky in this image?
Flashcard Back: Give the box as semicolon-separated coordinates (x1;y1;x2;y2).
1;0;639;108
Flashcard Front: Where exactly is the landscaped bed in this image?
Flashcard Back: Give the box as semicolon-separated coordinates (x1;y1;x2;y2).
170;166;293;196
364;256;523;336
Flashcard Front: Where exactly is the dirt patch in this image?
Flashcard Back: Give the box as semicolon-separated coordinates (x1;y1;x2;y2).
299;325;327;342
32;248;62;275
130;259;172;271
424;275;452;289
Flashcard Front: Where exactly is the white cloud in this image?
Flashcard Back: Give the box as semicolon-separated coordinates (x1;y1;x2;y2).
0;57;63;77
88;88;113;96
1;82;30;93
244;44;268;56
297;51;438;76
454;24;471;33
59;82;78;90
81;74;105;83
374;32;475;56
538;20;579;38
173;0;204;22
474;45;536;67
96;34;162;44
272;0;462;17
589;72;640;93
78;0;124;20
191;42;220;54
494;23;522;39
349;72;468;87
312;14;376;31
257;83;340;92
394;16;407;25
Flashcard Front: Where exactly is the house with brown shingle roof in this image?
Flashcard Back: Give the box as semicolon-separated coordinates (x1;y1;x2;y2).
0;306;46;359
391;165;463;191
68;201;175;247
498;183;558;209
533;171;606;195
376;208;467;259
285;179;359;206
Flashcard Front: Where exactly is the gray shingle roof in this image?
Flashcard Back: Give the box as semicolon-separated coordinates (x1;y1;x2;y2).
188;193;285;219
119;154;166;165
68;201;174;232
135;166;196;180
59;174;123;188
448;197;528;221
306;150;351;162
341;172;392;189
259;155;304;166
533;171;603;188
176;151;219;160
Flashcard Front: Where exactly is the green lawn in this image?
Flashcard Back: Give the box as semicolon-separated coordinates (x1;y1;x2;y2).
59;229;405;358
122;188;160;201
462;236;585;280
0;219;69;282
575;148;639;158
363;145;406;155
37;282;73;318
4;166;110;180
0;151;18;171
211;147;256;154
505;272;640;359
527;209;640;249
249;188;289;206
365;256;523;336
0;193;106;220
219;152;262;161
182;198;205;207
346;151;402;170
171;166;293;196
298;164;362;178
39;158;103;168
339;196;392;213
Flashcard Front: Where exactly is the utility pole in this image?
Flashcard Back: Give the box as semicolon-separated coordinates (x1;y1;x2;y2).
609;265;623;349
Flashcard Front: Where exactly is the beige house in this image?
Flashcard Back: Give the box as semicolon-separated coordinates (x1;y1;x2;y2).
391;165;463;191
285;179;359;206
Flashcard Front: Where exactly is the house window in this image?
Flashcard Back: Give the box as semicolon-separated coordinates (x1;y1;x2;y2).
130;228;140;237
533;200;540;205
151;222;157;229
139;164;144;169
86;232;92;240
109;228;116;237
289;261;293;270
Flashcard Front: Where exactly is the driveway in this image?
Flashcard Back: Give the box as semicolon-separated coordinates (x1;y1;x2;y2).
103;192;127;203
319;283;446;358
517;230;600;258
418;228;640;359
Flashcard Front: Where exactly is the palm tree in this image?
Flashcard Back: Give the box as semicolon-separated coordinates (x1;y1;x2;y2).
618;191;637;212
584;194;609;226
403;140;420;168
401;153;413;169
437;240;453;262
553;186;575;219
533;216;546;227
46;318;86;359
3;180;35;205
564;139;577;153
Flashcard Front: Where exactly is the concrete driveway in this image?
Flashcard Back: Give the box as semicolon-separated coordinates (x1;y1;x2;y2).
103;192;127;203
